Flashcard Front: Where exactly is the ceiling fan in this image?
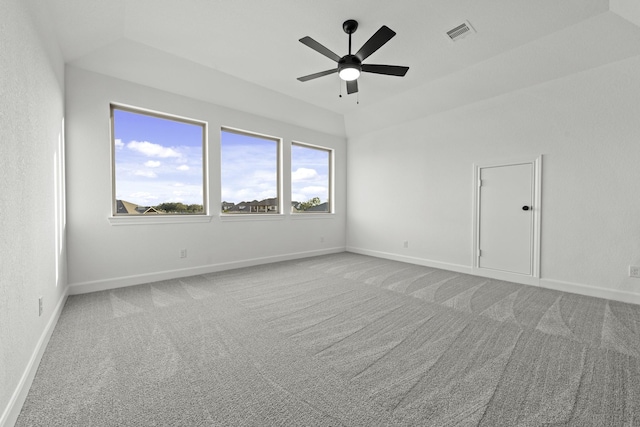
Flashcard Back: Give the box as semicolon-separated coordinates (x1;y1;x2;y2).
297;19;409;95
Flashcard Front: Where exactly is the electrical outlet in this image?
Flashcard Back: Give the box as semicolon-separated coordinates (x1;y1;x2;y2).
38;297;43;316
630;266;640;278
403;240;409;249
179;249;187;259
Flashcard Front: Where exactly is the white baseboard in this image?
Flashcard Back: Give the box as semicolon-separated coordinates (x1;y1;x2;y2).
469;267;541;287
347;246;640;306
347;247;472;275
539;278;640;305
68;247;346;295
1;288;69;427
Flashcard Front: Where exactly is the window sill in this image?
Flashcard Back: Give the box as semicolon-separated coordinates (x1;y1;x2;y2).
108;215;214;226
290;213;335;220
219;214;285;222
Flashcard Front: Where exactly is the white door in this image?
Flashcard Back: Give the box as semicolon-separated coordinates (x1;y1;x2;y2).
478;163;534;275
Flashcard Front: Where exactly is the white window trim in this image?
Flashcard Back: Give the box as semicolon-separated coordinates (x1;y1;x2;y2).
219;213;285;222
291;141;334;215
289;213;336;220
108;215;213;226
220;126;283;215
110;103;209;218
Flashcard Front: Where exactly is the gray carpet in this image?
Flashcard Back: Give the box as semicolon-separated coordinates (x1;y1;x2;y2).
16;253;640;426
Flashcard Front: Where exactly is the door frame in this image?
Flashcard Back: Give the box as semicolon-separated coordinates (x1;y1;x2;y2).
472;156;542;286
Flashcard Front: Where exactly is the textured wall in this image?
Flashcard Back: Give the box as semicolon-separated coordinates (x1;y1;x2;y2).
65;67;346;290
0;0;66;424
346;52;640;302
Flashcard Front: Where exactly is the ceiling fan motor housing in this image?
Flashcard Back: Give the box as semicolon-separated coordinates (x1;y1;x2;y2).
338;55;362;81
338;55;362;72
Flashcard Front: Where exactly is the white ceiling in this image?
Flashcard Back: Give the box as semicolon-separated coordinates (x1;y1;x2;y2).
32;0;640;125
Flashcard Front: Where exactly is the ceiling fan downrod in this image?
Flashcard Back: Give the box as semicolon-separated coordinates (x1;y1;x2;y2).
343;19;358;55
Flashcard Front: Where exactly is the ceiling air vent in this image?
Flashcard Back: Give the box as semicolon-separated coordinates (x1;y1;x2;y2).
446;21;475;42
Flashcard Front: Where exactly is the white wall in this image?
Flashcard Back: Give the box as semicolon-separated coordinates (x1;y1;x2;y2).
69;39;347;139
346;54;640;304
0;0;67;425
65;66;346;292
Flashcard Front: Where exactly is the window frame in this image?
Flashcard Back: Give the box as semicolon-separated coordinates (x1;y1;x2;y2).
109;103;209;223
220;126;283;216
291;141;333;215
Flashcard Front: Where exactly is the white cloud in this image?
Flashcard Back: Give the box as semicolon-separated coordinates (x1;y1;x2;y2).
233;188;253;200
291;193;306;203
253;170;277;181
291;186;328;203
114;139;124;149
292;168;318;182
127;140;181;158
221;186;278;203
134;170;158;178
300;186;327;195
128;192;158;202
117;181;202;206
176;164;190;171
144;160;161;168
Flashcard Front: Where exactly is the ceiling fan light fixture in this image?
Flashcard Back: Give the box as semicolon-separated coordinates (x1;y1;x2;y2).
338;54;362;81
339;66;360;81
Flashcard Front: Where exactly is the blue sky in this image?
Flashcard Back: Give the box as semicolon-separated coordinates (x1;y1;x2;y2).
221;131;330;205
113;108;204;206
221;131;278;203
114;109;329;208
291;143;329;204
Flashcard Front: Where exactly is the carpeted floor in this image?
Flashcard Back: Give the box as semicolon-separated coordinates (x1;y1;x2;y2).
16;253;640;426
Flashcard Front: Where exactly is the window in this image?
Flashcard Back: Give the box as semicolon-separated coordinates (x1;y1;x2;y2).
291;142;332;213
111;105;207;215
220;128;280;214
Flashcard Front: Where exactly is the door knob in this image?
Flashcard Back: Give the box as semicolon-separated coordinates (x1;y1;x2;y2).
522;206;530;211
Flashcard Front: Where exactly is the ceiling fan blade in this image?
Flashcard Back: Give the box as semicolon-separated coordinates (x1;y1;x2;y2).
297;69;337;82
362;64;409;77
299;36;341;62
355;25;396;61
346;79;358;94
